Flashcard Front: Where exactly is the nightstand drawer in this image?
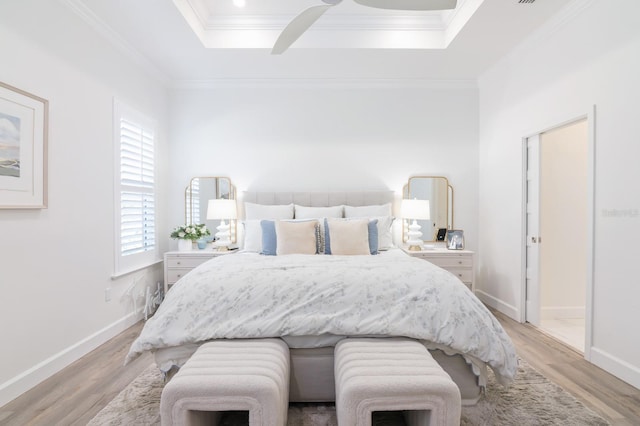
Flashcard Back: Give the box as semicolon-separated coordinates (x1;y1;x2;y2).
164;250;236;294
423;256;472;269
167;268;193;284
403;247;475;293
166;257;210;269
447;268;473;284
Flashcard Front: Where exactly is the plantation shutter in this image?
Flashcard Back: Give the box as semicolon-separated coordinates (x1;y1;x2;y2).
119;117;156;256
186;177;200;224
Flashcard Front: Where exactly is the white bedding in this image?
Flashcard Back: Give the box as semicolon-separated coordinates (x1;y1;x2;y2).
126;249;518;384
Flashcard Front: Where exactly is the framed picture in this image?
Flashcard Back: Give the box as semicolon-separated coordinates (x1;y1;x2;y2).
446;229;465;250
0;82;48;209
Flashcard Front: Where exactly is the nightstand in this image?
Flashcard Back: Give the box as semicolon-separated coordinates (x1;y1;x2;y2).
163;250;235;294
403;246;475;292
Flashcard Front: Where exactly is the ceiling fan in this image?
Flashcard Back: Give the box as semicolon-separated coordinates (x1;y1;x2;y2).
271;0;458;54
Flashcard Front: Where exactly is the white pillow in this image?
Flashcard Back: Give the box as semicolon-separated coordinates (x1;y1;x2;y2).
275;220;318;255
344;203;392;218
294;204;343;219
242;220;262;252
325;218;371;255
371;216;395;250
244;202;294;220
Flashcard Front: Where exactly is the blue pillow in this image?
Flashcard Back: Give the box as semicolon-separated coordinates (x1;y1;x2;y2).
260;220;277;255
324;218;378;255
368;219;379;255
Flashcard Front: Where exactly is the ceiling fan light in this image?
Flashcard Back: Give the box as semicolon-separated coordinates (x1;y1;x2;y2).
353;0;457;10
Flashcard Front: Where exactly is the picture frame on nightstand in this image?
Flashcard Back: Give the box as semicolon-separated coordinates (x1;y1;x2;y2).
446;229;465;250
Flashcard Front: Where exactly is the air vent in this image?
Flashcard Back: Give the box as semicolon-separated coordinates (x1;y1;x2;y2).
519;0;536;3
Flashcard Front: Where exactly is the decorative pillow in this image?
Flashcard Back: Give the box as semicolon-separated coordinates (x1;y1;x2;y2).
293;205;344;253
370;216;395;250
324;218;373;256
260;220;278;255
294;205;344;219
260;220;321;255
242;220;263;252
275;220;318;255
344;203;392;218
244;202;294;220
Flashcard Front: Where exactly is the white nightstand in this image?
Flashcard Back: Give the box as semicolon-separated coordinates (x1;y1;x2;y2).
402;246;475;292
163;250;235;294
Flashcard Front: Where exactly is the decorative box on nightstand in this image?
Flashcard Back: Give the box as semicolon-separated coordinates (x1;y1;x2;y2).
163;250;235;294
402;246;475;292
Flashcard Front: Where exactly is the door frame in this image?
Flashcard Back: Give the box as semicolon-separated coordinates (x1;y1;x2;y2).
520;105;596;360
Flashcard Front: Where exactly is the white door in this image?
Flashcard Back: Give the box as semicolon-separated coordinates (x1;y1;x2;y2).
525;135;541;326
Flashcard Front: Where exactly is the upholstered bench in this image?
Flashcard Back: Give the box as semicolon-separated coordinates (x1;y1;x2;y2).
334;338;461;426
160;338;290;426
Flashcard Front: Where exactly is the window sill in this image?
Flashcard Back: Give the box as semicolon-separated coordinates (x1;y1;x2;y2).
111;259;163;280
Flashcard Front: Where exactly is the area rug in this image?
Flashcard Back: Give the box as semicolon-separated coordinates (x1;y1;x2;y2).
88;359;609;425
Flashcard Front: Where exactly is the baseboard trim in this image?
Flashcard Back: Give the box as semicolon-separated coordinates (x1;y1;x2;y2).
0;312;142;408
590;347;640;390
475;290;520;321
540;306;585;320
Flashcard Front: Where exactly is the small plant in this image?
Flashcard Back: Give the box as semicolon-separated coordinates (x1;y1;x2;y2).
170;224;211;241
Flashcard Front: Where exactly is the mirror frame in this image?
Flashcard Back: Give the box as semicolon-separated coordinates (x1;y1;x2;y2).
402;176;454;243
185;176;237;244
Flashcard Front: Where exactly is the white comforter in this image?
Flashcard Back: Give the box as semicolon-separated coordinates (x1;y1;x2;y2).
126;249;518;384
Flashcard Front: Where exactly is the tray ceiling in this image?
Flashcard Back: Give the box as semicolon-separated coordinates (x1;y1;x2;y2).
62;0;574;83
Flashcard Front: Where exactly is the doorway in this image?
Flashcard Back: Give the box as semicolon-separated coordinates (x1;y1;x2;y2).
525;118;590;353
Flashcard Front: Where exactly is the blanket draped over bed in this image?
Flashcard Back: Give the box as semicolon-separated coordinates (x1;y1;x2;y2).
126;249;518;385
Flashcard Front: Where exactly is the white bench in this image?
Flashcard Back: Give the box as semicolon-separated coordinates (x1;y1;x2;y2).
160;338;290;426
334;338;461;426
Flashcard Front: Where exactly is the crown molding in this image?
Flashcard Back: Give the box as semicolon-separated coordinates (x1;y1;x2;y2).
58;0;171;86
170;78;477;90
206;14;446;32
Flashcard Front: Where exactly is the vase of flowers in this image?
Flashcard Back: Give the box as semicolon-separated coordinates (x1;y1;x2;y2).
170;224;211;252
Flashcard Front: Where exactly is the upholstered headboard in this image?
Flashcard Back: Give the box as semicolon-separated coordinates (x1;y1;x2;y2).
241;191;395;218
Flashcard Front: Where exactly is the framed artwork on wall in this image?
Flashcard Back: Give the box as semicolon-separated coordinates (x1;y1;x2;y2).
446;229;465;250
0;82;48;209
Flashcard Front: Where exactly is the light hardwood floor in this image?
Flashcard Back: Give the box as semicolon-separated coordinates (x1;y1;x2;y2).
1;311;639;425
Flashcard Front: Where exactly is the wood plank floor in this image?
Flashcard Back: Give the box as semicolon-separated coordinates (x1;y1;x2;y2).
1;312;639;425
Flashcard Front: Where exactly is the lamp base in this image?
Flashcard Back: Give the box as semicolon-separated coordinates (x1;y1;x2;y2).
407;244;423;251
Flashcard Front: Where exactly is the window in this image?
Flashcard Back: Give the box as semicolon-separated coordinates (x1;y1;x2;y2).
114;100;158;275
185;177;200;225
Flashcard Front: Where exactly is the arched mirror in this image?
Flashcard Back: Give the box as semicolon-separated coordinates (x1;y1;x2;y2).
185;177;237;244
402;176;453;243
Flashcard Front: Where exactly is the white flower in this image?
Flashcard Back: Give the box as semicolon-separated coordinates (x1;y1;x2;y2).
178;231;185;238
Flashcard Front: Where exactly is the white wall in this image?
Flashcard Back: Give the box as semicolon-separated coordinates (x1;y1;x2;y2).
168;84;479;250
478;0;640;388
540;120;587;317
0;0;169;406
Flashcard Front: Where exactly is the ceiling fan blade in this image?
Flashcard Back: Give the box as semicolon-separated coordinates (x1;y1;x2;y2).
353;0;457;10
271;4;336;55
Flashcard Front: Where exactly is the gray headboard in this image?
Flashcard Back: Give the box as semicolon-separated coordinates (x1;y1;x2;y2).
240;191;395;218
238;191;399;247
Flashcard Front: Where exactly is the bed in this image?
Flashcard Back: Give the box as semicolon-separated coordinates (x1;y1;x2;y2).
126;191;518;406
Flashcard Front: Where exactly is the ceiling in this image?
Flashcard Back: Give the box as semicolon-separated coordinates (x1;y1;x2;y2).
65;0;573;85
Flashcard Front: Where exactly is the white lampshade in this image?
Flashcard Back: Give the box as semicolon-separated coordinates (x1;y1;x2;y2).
402;199;431;220
206;199;237;220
